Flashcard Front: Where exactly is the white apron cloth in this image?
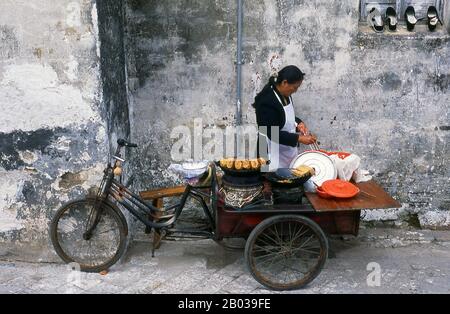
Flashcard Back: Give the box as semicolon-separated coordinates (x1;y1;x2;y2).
262;88;299;170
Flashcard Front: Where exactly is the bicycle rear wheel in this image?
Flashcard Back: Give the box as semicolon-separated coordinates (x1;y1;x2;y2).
245;215;328;291
50;197;128;273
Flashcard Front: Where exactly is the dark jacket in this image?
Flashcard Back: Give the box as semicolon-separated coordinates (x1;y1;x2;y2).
254;85;302;148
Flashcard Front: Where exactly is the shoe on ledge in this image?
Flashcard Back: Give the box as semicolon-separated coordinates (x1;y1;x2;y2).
405;6;418;31
367;7;384;33
428;6;442;31
386;7;397;31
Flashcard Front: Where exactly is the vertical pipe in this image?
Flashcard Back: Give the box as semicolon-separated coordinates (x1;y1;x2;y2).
236;0;243;126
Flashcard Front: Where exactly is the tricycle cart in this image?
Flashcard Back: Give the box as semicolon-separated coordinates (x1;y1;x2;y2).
50;139;401;291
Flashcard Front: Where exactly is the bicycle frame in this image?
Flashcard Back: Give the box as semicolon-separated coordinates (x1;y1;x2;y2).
109;179;216;232
93;142;219;240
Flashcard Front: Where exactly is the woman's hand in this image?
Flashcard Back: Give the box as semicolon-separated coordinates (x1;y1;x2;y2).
297;122;309;135
298;134;317;145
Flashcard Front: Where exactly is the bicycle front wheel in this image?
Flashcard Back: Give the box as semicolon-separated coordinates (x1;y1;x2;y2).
50;198;128;273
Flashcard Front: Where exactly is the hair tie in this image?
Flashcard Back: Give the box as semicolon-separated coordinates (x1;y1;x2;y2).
272;72;278;83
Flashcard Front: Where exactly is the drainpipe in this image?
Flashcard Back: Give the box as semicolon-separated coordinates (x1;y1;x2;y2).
236;0;243;126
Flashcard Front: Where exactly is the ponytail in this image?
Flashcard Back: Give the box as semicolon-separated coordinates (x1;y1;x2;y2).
251;75;276;108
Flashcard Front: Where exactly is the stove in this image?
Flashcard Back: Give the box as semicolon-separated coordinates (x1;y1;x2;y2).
271;185;305;205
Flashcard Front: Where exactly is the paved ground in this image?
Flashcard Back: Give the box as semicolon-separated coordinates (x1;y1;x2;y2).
0;227;450;294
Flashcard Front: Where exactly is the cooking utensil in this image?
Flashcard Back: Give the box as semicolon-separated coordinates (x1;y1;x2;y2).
359;190;376;198
299;130;320;151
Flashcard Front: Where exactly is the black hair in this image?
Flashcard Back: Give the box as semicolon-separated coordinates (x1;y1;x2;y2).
252;65;305;108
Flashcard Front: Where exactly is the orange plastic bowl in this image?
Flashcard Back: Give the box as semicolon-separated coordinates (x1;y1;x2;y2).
321;180;360;199
316;186;333;199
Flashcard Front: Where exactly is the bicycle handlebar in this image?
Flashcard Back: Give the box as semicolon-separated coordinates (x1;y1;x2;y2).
117;139;138;148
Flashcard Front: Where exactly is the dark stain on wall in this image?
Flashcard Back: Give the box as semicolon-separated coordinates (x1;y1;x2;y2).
0;128;66;170
59;172;85;190
97;0;130;148
381;72;402;91
428;73;450;92
0;25;20;59
21;181;38;204
363;72;402;91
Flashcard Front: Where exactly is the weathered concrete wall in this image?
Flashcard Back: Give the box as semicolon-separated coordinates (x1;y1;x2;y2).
0;0;109;245
126;0;449;229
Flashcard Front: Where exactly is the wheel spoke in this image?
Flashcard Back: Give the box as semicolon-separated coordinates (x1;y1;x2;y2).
290;226;309;246
299;235;315;249
285;263;307;276
255;253;282;267
84;205;95;230
258;254;285;271
253;244;277;254
291;224;304;241
258;232;279;247
253;249;284;260
271;224;283;246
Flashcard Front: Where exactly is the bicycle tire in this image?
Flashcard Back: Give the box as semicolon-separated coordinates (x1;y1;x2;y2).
50;197;128;273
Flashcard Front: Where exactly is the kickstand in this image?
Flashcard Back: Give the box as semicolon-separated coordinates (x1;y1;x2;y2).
151;229;163;258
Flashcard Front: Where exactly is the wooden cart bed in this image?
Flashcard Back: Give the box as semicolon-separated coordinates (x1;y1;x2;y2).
139;180;401;238
140;180;401;213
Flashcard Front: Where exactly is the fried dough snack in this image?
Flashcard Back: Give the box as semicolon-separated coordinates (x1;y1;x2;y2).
220;159;227;168
292;165;314;177
220;158;268;171
225;159;235;169
250;159;260;170
242;160;251;170
234;160;243;170
258;158;267;166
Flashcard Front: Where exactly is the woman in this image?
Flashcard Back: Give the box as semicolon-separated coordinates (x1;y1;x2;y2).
253;65;317;169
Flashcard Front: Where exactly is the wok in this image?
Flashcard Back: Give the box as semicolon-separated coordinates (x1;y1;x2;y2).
264;168;312;188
